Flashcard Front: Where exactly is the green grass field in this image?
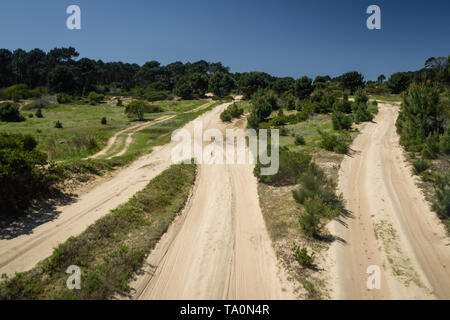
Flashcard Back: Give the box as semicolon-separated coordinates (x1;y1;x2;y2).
0;99;214;162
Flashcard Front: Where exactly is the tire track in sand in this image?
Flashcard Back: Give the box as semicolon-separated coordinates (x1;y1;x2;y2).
329;103;450;299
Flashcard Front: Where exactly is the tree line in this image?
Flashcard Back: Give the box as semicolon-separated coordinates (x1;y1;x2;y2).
2;47;448;102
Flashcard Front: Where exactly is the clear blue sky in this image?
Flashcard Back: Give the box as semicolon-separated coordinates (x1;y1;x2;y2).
1;0;449;80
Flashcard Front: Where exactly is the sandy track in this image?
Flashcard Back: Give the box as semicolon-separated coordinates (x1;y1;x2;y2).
129;111;294;300
330;103;450;299
0;102;231;276
91;102;213;160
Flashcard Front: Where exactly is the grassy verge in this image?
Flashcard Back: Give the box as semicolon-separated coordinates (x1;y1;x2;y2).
0;163;197;300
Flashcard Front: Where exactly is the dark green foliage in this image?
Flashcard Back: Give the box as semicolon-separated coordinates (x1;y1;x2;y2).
101;117;107;125
294;135;306;146
332;111;353;130
237;72;270;99
174;82;194;99
116;98;123;107
294;76;313;100
318;129;349;154
412;159;430;175
254;148;312;186
293;164;342;210
432;173;450;225
353;103;373;123
54;120;63;129
292;244;315;268
338;71;364;94
298;208;321;238
333;99;352;114
354;89;369;105
208;72;235;98
125;100;147;120
88;91;105;104
396;85;444;153
0;102;25;122
247;91;273;129
220;103;243;122
387;72;411;94
0;133;61;216
35;108;43;118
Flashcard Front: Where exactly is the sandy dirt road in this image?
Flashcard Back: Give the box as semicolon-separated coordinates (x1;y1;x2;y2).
129;111;294;300
330;103;450;299
0;102;232;276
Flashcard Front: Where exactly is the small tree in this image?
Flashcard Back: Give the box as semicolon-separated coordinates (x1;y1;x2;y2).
125;100;147;120
35;108;44;118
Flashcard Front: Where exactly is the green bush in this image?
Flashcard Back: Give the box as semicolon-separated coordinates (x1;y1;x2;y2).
299;211;320;238
57;93;73;104
254;147;311;186
220;103;244;122
101;117;107;125
55;120;63;129
294;135;306;146
293;164;342;210
332;111;353;130
0;102;25;122
35;108;43;118
220;111;232;122
0;133;62;216
354;88;368;105
353;103;374;123
432;173;450;224
292;244;315;268
116;98;123;107
412;159;430;175
5;84;41;101
318;129;349;154
88;92;105;104
396;85;444;153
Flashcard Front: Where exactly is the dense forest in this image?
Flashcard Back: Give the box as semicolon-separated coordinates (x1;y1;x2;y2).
1;47;448;101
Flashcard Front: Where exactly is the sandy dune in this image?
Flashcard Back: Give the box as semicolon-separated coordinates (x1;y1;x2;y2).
330;103;450;299
0;102;231;276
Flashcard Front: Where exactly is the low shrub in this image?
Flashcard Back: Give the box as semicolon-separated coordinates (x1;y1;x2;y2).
254;147;312;186
332;111;353;130
88;92;105;104
55;121;63;129
35;108;44;118
0;102;25;122
0;133;62;216
412;159;430;175
294;135;306;146
318;129;349;154
57;93;73;104
292;244;315;268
